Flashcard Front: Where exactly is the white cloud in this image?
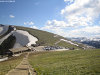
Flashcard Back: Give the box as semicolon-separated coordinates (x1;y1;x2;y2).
64;0;74;3
45;25;100;38
67;26;100;37
29;22;34;25
9;15;15;18
42;21;100;38
24;21;38;29
24;21;34;25
61;0;100;27
43;0;100;29
30;26;38;29
42;20;74;30
42;0;100;38
24;22;27;25
46;20;68;28
38;0;100;39
81;26;100;34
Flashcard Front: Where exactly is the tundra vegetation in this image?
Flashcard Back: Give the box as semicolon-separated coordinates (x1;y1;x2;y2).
29;49;100;75
0;53;25;75
16;26;84;49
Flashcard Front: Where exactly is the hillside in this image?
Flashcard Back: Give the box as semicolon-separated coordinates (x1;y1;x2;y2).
70;37;100;48
0;53;25;75
15;26;86;49
0;24;91;55
29;49;100;75
82;41;100;48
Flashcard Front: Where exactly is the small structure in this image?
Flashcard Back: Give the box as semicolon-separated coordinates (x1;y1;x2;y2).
27;46;36;51
34;46;44;51
9;47;29;55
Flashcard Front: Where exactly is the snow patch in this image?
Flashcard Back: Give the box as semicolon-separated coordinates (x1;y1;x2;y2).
0;25;9;35
0;57;8;62
61;39;79;46
13;30;38;48
0;27;3;33
0;26;38;48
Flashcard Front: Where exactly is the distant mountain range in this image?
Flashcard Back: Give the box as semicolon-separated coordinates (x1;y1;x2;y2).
69;37;100;48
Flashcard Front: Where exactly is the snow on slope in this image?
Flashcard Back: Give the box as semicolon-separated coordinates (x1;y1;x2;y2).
54;38;79;47
0;27;3;33
0;25;9;35
54;34;79;47
0;57;8;62
0;25;38;48
60;39;79;46
13;30;38;48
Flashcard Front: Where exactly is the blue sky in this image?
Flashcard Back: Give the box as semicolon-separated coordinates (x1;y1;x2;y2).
0;0;66;27
0;0;100;38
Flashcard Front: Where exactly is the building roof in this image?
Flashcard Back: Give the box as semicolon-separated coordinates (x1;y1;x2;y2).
9;47;29;53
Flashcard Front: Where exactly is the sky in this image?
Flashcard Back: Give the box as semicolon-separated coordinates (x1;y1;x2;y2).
0;0;100;38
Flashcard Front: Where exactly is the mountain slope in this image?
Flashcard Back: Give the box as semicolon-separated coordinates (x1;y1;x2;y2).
0;24;90;55
15;26;87;49
70;37;100;48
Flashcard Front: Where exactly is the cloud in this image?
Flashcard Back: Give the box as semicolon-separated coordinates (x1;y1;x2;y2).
44;0;100;29
42;0;100;38
64;0;74;4
67;26;100;38
43;25;100;38
24;21;38;29
29;22;34;25
41;25;65;37
61;0;100;26
41;20;74;30
24;21;34;25
9;15;15;18
81;26;100;34
30;26;38;29
24;22;27;25
64;0;73;2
